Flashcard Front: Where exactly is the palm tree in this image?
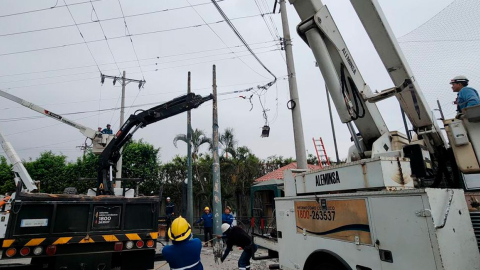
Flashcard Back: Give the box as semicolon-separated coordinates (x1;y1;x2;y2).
220;128;237;158
173;128;211;160
173;128;211;193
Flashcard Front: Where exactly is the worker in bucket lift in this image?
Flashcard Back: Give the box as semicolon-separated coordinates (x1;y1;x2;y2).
194;206;214;247
102;124;113;134
163;217;204;270
219;223;258;270
451;75;480;112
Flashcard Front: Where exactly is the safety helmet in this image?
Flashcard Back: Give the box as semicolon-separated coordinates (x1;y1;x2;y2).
221;223;231;234
204;207;210;211
450;75;469;85
168;216;192;241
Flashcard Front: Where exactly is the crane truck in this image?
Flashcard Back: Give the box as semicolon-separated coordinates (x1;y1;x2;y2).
252;0;480;269
0;92;213;270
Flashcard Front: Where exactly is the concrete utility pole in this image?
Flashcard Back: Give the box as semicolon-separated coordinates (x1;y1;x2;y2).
279;0;307;169
100;72;145;188
211;65;222;237
187;72;194;226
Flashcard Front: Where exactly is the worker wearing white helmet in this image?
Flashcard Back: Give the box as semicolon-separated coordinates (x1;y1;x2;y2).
451;75;480;112
219;223;258;270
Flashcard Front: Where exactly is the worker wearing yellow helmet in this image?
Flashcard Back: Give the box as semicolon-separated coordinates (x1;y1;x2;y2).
162;217;204;270
194;206;214;247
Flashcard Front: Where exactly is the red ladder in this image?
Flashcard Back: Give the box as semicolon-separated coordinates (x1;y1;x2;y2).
313;137;331;169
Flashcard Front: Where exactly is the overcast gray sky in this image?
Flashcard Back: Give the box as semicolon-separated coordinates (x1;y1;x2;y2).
0;0;454;163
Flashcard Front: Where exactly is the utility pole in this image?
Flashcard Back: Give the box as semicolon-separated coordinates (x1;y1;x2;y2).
100;72;145;189
279;0;307;169
212;65;222;238
187;72;194;226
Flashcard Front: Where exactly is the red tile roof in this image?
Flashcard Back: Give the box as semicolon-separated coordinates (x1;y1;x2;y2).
254;162;322;183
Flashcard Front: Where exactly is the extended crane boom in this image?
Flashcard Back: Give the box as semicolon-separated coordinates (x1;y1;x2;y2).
0;128;37;192
97;92;213;195
0;89;113;154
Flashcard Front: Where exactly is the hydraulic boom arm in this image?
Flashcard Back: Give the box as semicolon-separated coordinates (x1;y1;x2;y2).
0;90;97;139
0;128;37;192
97;92;213;195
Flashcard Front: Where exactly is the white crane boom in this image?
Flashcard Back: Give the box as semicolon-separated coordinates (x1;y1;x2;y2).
0;90;97;139
0;128;37;192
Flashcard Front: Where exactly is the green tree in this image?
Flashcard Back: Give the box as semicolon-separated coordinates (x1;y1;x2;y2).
0;156;15;194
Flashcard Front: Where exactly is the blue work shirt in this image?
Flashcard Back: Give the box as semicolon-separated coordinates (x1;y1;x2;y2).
222;213;234;225
457;86;480;111
195;213;213;228
162;237;203;270
102;128;113;134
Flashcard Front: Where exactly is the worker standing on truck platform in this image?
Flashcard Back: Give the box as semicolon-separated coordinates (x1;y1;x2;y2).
222;206;234;225
220;224;258;270
195;206;214;247
102;124;113;134
451;75;480;112
165;197;175;242
163;217;204;270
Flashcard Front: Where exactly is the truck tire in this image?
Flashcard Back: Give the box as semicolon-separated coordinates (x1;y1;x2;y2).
313;263;342;270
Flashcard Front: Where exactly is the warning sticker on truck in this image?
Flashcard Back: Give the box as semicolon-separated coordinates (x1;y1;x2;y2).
92;206;121;230
20;218;48;227
295;199;371;244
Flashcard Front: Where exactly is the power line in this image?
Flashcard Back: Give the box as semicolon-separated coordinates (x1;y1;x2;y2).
0;45;278;84
0;49;280;91
0;0;102;19
210;0;277;80
116;0;145;79
89;0;122;74
62;0;102;73
186;0;270;80
0;40;277;78
0;13;270;58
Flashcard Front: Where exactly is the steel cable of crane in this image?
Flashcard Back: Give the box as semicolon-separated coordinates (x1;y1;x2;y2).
210;0;277;80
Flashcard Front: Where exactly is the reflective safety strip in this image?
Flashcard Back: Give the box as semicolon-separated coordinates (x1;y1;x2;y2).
2;239;14;248
25;238;46;247
52;237;72;245
170;261;200;270
125;233;141;241
103;235;119;242
150;232;158;239
79;238;95;244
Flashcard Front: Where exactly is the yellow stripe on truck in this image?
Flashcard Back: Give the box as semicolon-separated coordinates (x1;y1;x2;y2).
79;238;95;244
25;238;46;246
103;235;119;242
150;232;158;239
2;239;14;248
52;237;72;245
125;233;141;240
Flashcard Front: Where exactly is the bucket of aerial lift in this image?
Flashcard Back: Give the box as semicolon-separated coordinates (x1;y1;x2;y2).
443;118;480;173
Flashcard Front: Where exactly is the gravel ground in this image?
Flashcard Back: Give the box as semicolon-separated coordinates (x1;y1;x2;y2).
155;241;278;270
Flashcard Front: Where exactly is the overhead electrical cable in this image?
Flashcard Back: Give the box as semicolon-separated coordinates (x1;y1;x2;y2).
62;0;102;72
89;0;122;74
0;14;269;58
210;0;277;80
0;0;102;19
0;40;277;78
185;0;270;80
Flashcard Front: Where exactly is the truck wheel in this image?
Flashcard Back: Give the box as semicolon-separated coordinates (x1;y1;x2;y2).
314;263;342;270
